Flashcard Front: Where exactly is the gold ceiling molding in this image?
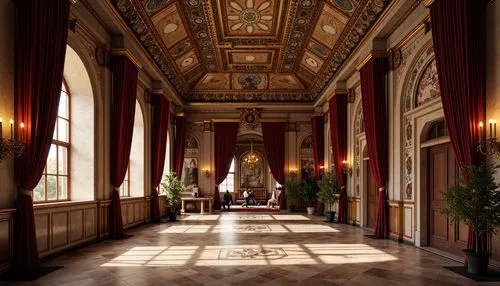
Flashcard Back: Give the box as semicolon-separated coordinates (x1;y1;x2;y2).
393;14;430;50
259;119;288;123
175;112;185;117
69;0;78;4
110;49;143;69
212;119;240;122
422;0;434;8
355;50;386;71
312;112;324;117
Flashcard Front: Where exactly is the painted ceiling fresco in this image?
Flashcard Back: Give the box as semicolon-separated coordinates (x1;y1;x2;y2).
115;0;392;102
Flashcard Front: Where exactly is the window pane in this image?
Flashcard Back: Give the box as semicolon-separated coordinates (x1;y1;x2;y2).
58;118;69;142
47;175;57;200
33;177;45;201
58;176;68;200
46;144;57;174
53;120;58;140
58;92;69;119
58;146;68;175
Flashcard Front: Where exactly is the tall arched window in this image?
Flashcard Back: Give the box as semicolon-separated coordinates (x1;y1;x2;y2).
220;157;235;192
33;81;70;202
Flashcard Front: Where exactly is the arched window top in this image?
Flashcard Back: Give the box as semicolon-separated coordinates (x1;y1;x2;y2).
427;120;447;140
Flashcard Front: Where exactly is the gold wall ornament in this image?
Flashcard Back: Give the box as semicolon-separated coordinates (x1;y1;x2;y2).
240;108;260;129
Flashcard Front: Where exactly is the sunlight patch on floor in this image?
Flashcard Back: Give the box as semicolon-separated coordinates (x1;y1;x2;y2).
272;215;310;221
101;244;397;267
179;215;220;221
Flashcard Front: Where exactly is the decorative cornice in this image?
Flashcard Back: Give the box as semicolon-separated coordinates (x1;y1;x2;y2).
212;119;240;122
356;50;386;71
150;88;164;94
260;119;288;123
69;0;78;4
110;49;143;69
326;88;349;101
422;0;434;8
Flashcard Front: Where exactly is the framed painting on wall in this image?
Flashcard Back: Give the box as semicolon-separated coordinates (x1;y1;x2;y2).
240;153;264;188
301;158;315;180
181;158;198;191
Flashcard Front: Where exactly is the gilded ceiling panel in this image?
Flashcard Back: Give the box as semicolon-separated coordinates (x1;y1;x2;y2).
113;0;393;102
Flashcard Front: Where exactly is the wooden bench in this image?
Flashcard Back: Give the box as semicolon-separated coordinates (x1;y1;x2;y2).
235;189;267;204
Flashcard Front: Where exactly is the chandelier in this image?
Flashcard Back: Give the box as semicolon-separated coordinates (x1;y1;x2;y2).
0;118;25;163
243;141;259;170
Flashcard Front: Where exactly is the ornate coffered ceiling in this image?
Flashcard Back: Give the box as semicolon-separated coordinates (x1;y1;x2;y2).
113;0;392;102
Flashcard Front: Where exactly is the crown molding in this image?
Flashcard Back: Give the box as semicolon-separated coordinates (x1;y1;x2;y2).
422;0;434;8
356;50;386;71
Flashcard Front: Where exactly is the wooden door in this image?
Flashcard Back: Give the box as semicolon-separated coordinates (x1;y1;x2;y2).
366;160;377;229
428;143;468;255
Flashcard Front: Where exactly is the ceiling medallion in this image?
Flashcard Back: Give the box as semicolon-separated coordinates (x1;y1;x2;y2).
228;0;273;34
240;108;259;129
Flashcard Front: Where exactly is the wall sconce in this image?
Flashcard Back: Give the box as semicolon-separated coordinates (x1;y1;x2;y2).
202;168;211;178
342;160;352;177
289;168;298;178
0;117;25;163
477;119;500;158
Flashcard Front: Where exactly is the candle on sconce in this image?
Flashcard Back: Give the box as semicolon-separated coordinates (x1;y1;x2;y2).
20;122;25;142
10;119;14;140
479;121;484;140
489;119;493;139
494;119;497;139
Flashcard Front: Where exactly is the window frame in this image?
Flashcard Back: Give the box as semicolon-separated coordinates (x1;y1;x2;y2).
120;164;131;197
34;79;72;203
220;157;236;193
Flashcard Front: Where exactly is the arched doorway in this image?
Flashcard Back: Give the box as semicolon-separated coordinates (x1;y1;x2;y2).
363;145;376;229
425;121;468;255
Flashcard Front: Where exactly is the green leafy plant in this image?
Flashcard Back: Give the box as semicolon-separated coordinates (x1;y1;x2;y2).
284;178;300;207
440;163;500;253
300;177;319;207
318;171;340;211
161;171;183;213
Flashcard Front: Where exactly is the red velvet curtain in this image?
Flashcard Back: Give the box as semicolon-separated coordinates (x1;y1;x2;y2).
14;0;71;270
151;94;170;222
214;122;239;210
262;122;286;209
312;115;325;215
174;116;186;179
110;55;139;238
360;58;388;238
329;94;348;223
427;0;486;254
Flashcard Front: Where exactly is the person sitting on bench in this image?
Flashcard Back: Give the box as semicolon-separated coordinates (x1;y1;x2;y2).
222;190;233;210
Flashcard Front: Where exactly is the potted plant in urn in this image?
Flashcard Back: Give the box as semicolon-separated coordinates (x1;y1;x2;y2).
161;171;183;221
284;178;300;212
318;171;340;223
300;178;319;215
440;163;500;275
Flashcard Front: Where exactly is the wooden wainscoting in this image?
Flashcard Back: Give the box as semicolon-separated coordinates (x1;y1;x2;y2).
0;209;14;273
34;201;99;258
120;197;147;229
347;197;357;225
388;200;404;241
403;201;414;242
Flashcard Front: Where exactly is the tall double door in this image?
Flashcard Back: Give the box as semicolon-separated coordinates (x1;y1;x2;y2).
428;143;468;255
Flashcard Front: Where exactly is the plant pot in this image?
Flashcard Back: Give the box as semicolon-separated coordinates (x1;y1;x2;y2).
168;211;177;222
325;211;336;223
306;207;315;215
288;205;296;212
463;250;490;275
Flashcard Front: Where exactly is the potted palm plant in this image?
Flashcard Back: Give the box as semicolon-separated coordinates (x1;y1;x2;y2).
318;171;340;223
440;163;500;275
161;171;183;221
300;178;319;215
284;178;299;212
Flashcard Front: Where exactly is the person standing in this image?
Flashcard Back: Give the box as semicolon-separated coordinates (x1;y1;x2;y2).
242;189;249;207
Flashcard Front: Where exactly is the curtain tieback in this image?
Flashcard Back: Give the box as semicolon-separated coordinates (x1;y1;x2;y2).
112;187;121;192
340;186;346;190
18;188;32;196
378;187;386;192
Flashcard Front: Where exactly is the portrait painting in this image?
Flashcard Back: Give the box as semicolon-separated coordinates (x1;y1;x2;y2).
181;158;198;191
301;158;315;180
240;153;264;188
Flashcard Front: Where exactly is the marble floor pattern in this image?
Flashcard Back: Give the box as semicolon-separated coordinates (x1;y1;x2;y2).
7;212;498;286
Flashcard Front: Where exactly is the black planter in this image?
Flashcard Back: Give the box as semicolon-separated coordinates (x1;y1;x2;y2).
288;205;296;212
464;250;490;275
168;211;177;222
325;211;336;223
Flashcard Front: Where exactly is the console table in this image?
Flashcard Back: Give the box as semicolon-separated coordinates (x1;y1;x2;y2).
180;197;213;214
